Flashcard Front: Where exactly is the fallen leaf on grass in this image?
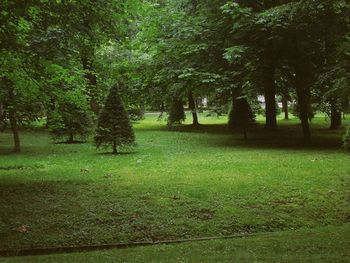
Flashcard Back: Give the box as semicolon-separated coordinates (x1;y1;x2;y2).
15;225;29;233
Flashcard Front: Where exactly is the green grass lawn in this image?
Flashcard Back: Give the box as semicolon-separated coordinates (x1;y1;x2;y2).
0;113;349;261
2;225;350;262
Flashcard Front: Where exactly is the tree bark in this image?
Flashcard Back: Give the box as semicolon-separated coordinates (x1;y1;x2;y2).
6;80;21;152
262;56;277;130
282;94;289;120
68;133;74;144
243;127;247;140
0;102;5;131
112;140;117;154
188;90;199;125
81;54;99;115
330;100;342;130
0;102;3;120
295;67;311;144
45;96;56;128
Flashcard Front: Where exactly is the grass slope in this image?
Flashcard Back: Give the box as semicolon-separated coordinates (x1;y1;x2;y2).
0;113;349;260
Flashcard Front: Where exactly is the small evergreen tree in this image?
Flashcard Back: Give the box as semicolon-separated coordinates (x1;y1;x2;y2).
343;127;350;152
94;84;135;154
228;97;255;139
49;91;92;143
168;97;185;126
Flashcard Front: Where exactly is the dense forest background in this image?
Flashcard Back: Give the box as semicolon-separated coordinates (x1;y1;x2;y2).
1;0;350;152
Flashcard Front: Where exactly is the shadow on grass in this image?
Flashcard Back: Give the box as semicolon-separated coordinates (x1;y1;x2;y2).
96;151;137;156
154;123;346;151
54;141;86;145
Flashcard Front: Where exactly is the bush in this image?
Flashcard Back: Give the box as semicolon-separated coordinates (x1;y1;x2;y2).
343;127;350;152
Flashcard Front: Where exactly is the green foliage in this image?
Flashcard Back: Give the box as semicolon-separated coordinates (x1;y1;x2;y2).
0;52;44;125
0;0;139;151
1;0;350;150
94;85;135;153
48;91;92;143
127;106;145;121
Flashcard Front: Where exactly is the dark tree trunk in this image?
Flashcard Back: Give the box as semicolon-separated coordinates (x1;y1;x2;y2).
282;95;289;120
6;81;21;152
243;127;247;140
0;102;3;120
295;67;311;144
262;56;277;130
324;36;342;129
188;90;199;125
46;96;56;128
81;54;99;115
9;111;20;152
0;102;5;131
330;101;342;130
112;140;117;154
67;133;74;144
341;98;349;120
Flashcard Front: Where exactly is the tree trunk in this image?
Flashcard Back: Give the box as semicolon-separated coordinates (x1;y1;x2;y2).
262;57;277;130
295;67;311;144
6;80;21;152
46;96;56;128
9;111;20;152
0;102;5;131
67;133;74;144
0;102;3;120
282;95;289;120
188;90;199;125
112;140;117;154
330;100;342;130
243;127;247;140
81;54;99;115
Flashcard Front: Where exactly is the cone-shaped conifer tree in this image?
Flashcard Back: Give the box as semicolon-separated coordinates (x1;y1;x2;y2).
94;84;135;154
168;97;185;126
228;97;255;139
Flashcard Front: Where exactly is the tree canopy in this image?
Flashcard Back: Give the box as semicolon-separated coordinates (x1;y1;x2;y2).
1;0;349;151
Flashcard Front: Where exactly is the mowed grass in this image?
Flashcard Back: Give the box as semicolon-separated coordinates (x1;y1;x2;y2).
0;113;349;259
